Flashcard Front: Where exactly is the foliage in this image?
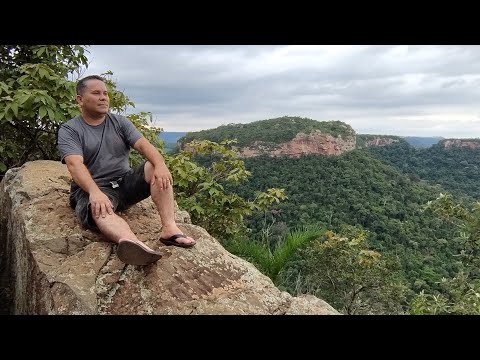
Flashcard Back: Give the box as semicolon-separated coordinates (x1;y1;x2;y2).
179;116;355;149
224;224;324;283
278;225;408;314
0;45;88;173
368;141;480;200
166;139;286;239
227;150;460;297
410;275;480;315
127;111;165;166
410;193;480;314
430;194;480;270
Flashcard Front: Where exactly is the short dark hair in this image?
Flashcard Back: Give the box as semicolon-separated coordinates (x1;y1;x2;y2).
76;75;105;95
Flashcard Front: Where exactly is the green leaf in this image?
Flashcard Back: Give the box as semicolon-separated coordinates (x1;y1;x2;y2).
18;94;30;105
47;108;55;120
0;162;6;172
208;188;219;196
38;68;48;78
39;106;47;118
11;102;18;117
192;205;205;214
5;111;13;121
0;82;8;92
177;168;187;178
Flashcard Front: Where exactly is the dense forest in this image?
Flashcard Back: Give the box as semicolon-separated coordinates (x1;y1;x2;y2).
367;141;480;201
184;117;480;313
227;152;460;297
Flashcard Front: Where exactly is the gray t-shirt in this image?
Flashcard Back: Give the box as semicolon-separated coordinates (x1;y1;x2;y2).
57;113;143;191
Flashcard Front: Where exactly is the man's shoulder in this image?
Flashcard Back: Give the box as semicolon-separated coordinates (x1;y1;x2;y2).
61;115;83;129
107;112;128;122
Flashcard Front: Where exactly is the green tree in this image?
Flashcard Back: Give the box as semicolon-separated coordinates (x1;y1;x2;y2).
224;224;323;283
280;225;408;314
167;139;286;239
0;45;88;173
410;193;480;314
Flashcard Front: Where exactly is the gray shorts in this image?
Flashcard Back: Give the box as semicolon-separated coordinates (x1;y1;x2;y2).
69;161;151;231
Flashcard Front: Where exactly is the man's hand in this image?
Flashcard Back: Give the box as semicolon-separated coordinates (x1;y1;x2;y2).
89;190;114;218
151;163;173;189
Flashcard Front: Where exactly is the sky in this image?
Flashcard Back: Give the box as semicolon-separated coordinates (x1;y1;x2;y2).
82;45;480;138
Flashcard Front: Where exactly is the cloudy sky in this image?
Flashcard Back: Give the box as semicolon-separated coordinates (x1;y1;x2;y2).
82;45;480;138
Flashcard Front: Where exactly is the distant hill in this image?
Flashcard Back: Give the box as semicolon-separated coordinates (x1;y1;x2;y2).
167;129;443;150
158;132;186;144
178;116;356;148
401;136;444;148
177;117;358;158
357;135;443;149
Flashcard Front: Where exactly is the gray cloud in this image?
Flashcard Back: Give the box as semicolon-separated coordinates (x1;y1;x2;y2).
82;45;480;138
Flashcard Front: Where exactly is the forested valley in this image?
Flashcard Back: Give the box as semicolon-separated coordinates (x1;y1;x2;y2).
180;119;480;314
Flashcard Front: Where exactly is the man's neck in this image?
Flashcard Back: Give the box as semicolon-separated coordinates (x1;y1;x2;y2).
81;112;107;126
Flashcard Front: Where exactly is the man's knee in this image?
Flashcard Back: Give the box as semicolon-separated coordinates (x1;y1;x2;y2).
75;201;99;232
72;189;119;231
92;211;120;226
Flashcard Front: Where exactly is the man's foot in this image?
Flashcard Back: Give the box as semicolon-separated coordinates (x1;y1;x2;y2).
159;228;196;248
116;239;162;265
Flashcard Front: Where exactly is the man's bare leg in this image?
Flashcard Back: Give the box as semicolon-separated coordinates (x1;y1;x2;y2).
144;161;196;245
94;212;157;251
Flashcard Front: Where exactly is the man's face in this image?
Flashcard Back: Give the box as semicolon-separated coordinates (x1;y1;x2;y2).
76;79;110;115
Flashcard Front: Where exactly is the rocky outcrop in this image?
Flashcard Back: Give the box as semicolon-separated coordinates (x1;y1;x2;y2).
240;130;356;158
0;161;338;315
363;137;399;147
440;139;480;149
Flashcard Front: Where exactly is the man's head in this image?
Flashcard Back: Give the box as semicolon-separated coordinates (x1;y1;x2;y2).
76;75;110;117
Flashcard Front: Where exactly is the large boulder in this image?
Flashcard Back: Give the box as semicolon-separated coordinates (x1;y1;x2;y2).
0;160;338;315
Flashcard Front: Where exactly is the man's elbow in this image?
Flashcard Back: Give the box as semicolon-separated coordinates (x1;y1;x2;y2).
134;137;150;153
64;156;83;173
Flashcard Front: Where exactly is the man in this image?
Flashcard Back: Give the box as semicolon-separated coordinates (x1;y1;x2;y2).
57;75;196;266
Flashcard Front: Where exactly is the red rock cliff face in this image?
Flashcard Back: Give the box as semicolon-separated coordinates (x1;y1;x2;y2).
441;139;480;149
239;130;356;158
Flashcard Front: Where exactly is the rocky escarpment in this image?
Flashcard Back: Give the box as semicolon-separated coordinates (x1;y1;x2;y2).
0;160;338;315
362;137;400;147
440;139;480;149
240;130;356;158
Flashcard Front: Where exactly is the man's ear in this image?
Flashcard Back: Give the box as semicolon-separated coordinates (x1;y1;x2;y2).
76;94;82;105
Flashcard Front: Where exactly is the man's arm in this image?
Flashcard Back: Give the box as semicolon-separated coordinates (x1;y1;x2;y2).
64;154;113;218
133;137;173;189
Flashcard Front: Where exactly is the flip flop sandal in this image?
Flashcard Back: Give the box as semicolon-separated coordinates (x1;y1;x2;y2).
116;239;162;265
160;234;196;248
